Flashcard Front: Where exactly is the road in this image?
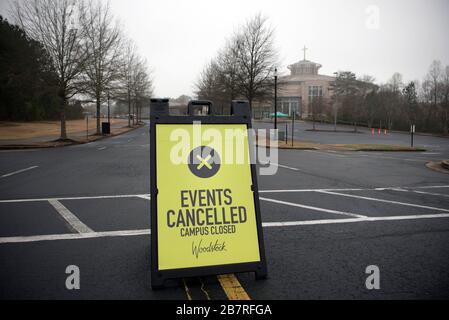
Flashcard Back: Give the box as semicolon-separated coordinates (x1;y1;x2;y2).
1;122;449;299
255;119;449;154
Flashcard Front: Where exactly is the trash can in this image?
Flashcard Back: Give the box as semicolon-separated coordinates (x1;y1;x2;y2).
278;131;285;141
102;122;111;135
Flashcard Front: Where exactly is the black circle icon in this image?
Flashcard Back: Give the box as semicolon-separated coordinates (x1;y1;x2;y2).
188;146;221;178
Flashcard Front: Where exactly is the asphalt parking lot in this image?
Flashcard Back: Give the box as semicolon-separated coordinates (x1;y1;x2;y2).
1;122;449;299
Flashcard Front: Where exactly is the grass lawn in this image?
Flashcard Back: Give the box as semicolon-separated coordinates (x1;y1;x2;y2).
258;139;426;152
0;119;128;140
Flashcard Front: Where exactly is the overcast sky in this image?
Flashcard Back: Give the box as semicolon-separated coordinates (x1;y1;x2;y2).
2;0;449;98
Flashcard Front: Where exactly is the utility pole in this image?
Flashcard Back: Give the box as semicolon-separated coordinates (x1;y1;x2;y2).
333;72;338;132
274;68;278;130
411;124;415;147
292;104;295;146
285;122;288;144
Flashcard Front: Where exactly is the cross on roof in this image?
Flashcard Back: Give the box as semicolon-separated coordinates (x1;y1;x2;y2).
302;45;308;60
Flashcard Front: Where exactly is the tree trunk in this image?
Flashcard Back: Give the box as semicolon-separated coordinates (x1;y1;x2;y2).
59;91;67;140
59;103;67;140
128;91;131;127
132;100;136;125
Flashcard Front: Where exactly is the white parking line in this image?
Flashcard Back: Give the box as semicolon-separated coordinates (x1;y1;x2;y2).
383;187;449;198
0;185;448;204
317;190;449;212
272;163;302;171
0;229;150;244
137;195;151;200
2;213;449;244
48;200;93;234
0;194;150;203
414;185;449;189
1;166;38;178
262;213;449;227
259;188;366;193
410;190;449;198
260;196;366;218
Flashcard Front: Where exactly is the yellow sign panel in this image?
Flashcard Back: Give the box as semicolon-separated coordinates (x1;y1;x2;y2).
156;124;261;270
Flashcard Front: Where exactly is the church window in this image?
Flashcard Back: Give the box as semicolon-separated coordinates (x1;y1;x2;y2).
309;86;323;103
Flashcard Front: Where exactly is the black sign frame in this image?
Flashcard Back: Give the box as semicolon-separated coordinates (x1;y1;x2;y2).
150;101;267;289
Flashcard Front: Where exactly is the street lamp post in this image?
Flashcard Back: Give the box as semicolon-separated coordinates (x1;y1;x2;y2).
333;72;338;132
274;68;278;130
107;91;111;124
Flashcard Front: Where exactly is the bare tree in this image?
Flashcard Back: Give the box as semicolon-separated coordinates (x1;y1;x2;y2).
426;60;443;108
330;71;359;131
117;40;138;127
80;0;122;134
195;59;222;102
217;38;241;102
131;58;153;124
388;72;403;93
402;81;418;126
442;66;449;134
234;14;278;109
12;0;88;140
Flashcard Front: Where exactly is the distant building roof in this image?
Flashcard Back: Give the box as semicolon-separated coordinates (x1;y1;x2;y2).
288;59;322;76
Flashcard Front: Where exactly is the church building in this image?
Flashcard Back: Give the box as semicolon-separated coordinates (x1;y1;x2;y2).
277;47;335;119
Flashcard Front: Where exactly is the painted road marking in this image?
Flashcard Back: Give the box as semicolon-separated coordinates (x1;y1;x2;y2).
2;214;449;244
182;279;193;300
217;274;251;300
260;188;366;193
260;196;367;218
414;185;449;189
273;163;302;171
136;195;151;200
410;190;449;198
1;166;38;178
317;190;449;212
0;229;150;244
48;200;94;234
1;185;449;203
0;194;150;203
97;146;107;151
385;188;449;198
263;213;449;227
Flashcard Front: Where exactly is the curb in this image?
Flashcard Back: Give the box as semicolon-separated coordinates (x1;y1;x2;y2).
255;144;318;151
255;143;425;152
426;161;449;174
442;160;449;170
